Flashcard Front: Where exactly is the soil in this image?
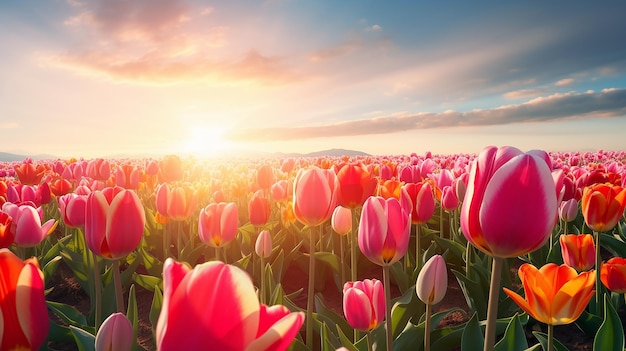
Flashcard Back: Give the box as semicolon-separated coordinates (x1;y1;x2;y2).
45;259;611;351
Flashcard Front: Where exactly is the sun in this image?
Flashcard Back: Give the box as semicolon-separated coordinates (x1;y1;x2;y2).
179;125;236;158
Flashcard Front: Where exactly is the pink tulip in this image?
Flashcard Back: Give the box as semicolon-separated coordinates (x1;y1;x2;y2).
331;206;352;236
95;312;134;351
416;254;448;305
559;198;578;223
270;180;290;202
358;190;412;266
2;203;57;248
198;202;239;248
85;187;145;259
58;193;88;228
255;229;272;258
0;249;49;351
87;158;112;182
155;183;198;221
460;146;558;258
343;279;385;331
292;167;338;227
156;259;305;351
441;186;460;211
115;164;140;190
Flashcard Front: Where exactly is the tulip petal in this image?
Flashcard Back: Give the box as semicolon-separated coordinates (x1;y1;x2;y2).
246;311;305;351
85;192;110;257
16;261;49;350
106;191;145;259
343;288;373;331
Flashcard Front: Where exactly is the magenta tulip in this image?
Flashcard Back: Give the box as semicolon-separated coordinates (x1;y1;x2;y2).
460;146;558;258
85;187;145;259
343;279;385;331
198;202;239;248
156;259;305;351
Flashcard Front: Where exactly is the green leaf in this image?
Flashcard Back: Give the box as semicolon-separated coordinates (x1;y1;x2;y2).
314;294;353;341
149;285;163;334
574;309;603;336
531;331;569;351
132;273;162;292
335;325;360;351
69;325;96;351
47;301;89;329
43;255;62;287
593;294;625;351
126;284;138;351
46;321;74;344
393;322;424;351
461;313;484;351
494;313;527;351
452;268;489;320
391;285;422;339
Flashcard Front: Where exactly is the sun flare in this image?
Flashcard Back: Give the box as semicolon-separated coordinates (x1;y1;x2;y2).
179;125;237;159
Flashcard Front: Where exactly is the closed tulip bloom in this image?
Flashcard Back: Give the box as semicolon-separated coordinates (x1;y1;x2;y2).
115;164;141;190
0;249;49;351
600;257;626;293
416;255;448;305
403;181;435;224
2;203;57;247
49;176;73;196
256;164;274;190
331;206;352;236
335;163;377;209
95;312;134;351
343;279;385;332
378;179;404;200
504;263;594;325
0;211;14;248
249;190;271;227
292;167;338;227
358;190;412;266
159;155;183;183
87;158;112;182
559;198;578;223
58;193;88;228
155;183;198;221
85;187;145;259
270;180;290;202
460;146;558;258
156;259;305;351
441;185;460;211
581;183;626;232
559;234;595;271
198;202;239;248
255;229;272;258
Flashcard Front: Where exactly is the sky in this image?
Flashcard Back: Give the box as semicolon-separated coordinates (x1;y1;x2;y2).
2;0;626;159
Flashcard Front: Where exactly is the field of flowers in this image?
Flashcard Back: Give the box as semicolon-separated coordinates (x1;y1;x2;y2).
1;146;626;351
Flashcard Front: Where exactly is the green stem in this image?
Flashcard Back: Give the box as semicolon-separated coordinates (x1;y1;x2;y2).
177;221;183;259
484;256;504;351
112;260;125;313
439;204;444;239
163;222;169;259
466;241;473;278
92;252;102;330
351;208;358;282
383;264;393;351
260;254;265;304
306;225;317;350
366;331;373;351
547;324;554;351
415;224;422;272
339;234;345;288
424;303;432;351
594;231;602;315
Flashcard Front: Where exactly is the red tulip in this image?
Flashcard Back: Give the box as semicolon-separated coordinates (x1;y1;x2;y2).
87;158;112;182
292;167;337;227
249;190;271;227
460;146;558;258
270;180;290;202
358;190;412;266
335;163;377;209
85;187;145;259
441;185;460;211
403;181;435;224
581;183;626;233
559;234;595;271
0;249;49;351
156;259;304;351
95;312;134;351
600;257;626;293
49;176;73;196
115;164;141;190
256;164;274;190
198;202;239;248
343;279;385;332
0;211;14;249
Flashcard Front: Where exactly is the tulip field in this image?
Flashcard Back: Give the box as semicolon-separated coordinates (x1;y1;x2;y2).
2;146;626;351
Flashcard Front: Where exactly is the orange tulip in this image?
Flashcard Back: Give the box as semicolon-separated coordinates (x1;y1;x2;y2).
559;234;595;271
14;161;46;185
581;183;626;232
0;249;49;351
600;257;626;293
503;263;594;325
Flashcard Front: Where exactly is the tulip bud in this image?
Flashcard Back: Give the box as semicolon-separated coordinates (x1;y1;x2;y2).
416;254;448;305
559;234;595;271
559;199;578;223
255;229;272;258
601;257;626;293
343;279;385;331
331;206;352;236
95;312;134;351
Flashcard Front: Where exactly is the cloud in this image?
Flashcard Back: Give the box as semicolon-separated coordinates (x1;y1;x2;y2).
555;78;575;86
503;89;543;100
43;0;299;84
226;88;626;141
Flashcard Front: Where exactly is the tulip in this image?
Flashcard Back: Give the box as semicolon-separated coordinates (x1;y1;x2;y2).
343;279;385;332
460;146;558;351
255;229;272;259
249;190;271;227
600;257;626;293
270;180;289;202
2;203;57;248
156;259;304;351
559;198;578;235
155;183;198;222
0;249;49;351
503;263;594;325
292;167;337;227
115;164;141;190
331;206;352;236
198;202;239;249
335;163;377;209
87;158;112;182
416;254;448;351
403;181;435;225
581;183;626;233
256;164;274;190
441;186;459;211
58;193;88;228
84;187;145;260
49;176;73;196
559;234;595;271
95;312;134;351
0;211;14;248
378;179;404;200
14;161;46;185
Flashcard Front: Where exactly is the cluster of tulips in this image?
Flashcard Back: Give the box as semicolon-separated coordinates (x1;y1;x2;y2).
1;146;626;351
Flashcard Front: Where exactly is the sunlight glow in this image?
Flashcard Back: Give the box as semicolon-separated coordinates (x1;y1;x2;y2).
179;125;237;159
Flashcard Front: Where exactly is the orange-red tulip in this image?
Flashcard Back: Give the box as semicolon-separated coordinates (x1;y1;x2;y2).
581;183;626;232
335;163;377;209
156;259;304;351
559;234;595;271
503;263;594;325
600;257;626;293
403;181;435;224
0;249;49;351
14;161;46;185
248;190;271;227
155;183;198;221
0;211;14;249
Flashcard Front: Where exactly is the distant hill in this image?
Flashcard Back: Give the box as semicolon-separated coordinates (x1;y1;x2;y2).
0;152;58;162
271;148;370;158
